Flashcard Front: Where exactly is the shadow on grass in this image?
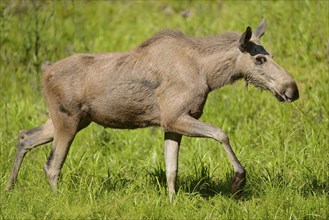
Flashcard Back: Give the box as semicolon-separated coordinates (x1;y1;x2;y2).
299;166;329;196
178;172;232;199
146;162;234;200
66;162;328;202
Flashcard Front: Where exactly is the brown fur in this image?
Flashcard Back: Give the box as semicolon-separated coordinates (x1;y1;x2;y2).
6;19;299;202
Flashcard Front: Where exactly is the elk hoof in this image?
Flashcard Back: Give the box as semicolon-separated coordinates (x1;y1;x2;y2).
169;192;175;204
231;170;246;197
4;182;14;191
44;164;59;192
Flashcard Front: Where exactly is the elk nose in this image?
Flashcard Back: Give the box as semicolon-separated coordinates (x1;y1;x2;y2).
285;81;299;102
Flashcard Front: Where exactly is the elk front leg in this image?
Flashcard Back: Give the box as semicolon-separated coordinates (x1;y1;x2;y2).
164;132;182;203
165;115;246;196
5;119;54;190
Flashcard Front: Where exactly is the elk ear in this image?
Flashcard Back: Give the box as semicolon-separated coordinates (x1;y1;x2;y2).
239;26;252;51
255;18;266;39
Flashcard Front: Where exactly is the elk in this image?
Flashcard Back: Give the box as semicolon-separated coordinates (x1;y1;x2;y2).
5;19;299;202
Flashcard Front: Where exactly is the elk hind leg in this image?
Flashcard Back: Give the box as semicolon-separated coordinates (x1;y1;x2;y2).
44;113;87;191
5;118;54;190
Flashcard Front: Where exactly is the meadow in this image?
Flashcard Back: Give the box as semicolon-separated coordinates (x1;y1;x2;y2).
0;1;328;219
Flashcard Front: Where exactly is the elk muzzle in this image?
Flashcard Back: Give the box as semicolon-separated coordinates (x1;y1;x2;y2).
274;80;299;102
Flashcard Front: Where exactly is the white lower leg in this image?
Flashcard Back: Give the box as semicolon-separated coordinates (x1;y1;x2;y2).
164;133;181;203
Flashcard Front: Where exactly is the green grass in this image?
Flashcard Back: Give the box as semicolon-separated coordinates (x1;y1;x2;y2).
1;0;328;219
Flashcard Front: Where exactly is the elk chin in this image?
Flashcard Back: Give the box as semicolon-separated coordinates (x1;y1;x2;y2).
270;87;291;102
273;91;286;102
270;83;299;103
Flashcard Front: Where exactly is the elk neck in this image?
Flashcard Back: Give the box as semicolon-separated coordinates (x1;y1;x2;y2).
197;47;242;92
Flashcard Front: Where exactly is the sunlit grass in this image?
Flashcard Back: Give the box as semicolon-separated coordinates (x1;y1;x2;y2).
1;0;328;219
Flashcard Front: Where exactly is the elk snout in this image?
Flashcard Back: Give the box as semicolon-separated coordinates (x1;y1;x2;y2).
284;80;299;102
278;80;299;102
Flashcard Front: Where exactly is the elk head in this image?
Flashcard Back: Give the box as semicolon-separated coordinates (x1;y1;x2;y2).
237;18;299;102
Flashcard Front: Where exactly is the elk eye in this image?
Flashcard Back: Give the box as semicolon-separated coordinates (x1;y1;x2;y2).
255;56;267;65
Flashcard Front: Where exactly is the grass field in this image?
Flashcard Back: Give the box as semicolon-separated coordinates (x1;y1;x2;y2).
0;1;328;219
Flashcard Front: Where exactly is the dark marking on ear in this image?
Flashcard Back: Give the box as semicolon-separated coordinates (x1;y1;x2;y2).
239;26;252;51
245;42;270;56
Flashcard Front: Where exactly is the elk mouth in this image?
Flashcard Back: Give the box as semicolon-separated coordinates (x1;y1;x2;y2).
273;90;288;102
246;78;299;102
271;88;298;102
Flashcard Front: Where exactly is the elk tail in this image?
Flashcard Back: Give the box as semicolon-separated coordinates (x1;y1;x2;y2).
41;61;52;73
